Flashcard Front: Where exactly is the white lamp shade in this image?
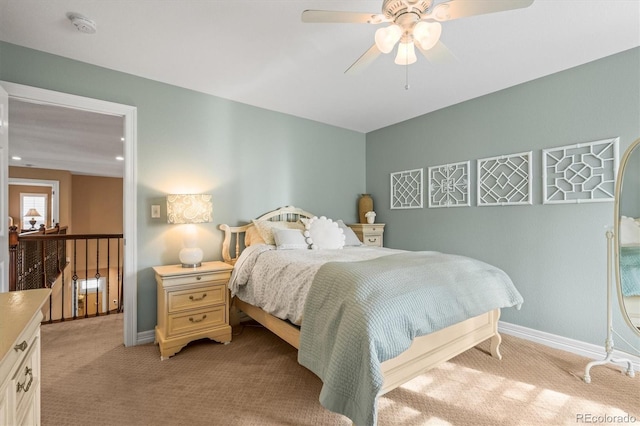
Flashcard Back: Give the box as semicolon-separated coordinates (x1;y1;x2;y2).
374;24;402;54
413;21;442;51
394;42;417;65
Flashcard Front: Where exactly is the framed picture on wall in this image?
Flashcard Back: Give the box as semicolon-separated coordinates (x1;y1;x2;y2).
477;151;532;206
390;168;423;209
542;137;619;204
428;161;470;208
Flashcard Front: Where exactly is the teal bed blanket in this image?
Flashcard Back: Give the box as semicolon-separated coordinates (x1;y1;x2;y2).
621;246;640;296
298;251;523;426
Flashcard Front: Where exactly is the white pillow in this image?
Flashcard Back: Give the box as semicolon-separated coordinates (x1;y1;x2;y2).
620;216;640;246
303;216;345;250
336;220;362;246
252;220;304;245
273;228;309;250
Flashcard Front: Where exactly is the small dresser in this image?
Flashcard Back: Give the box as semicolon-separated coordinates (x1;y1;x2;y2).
0;288;51;426
348;223;385;247
154;261;234;360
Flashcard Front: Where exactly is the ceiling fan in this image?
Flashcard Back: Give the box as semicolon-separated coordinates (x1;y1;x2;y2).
302;0;534;74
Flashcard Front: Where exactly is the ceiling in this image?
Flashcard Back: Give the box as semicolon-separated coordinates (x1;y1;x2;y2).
1;1;639;177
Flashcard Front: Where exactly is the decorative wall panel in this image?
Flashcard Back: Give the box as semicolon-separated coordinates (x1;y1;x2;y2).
390;168;423;209
542;137;618;204
428;161;470;208
477;151;532;206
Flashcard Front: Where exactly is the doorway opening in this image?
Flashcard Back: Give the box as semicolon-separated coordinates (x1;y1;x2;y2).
1;81;138;347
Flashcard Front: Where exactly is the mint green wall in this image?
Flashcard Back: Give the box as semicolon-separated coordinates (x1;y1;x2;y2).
0;42;366;333
366;47;640;350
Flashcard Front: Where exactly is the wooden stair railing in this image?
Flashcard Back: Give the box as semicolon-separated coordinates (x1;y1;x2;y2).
9;224;68;292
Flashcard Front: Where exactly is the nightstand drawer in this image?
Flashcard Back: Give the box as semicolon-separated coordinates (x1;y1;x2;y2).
161;270;230;288
167;306;227;337
168;284;225;313
364;235;382;246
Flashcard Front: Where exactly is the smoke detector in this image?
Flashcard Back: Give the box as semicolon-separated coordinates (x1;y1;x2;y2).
67;13;97;34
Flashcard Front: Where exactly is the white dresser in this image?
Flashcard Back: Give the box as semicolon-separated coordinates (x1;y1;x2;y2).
0;289;50;426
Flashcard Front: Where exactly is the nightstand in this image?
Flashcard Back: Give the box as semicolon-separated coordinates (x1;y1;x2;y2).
154;261;234;360
347;223;385;247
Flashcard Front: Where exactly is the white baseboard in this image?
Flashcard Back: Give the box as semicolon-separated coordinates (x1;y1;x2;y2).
498;321;640;371
137;329;155;345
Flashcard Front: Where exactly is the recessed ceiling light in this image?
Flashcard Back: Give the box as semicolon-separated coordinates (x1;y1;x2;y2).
116;156;124;161
11;156;21;161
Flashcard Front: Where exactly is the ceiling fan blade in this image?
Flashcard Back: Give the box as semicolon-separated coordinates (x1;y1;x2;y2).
430;0;534;22
345;45;382;75
416;41;457;64
302;10;385;24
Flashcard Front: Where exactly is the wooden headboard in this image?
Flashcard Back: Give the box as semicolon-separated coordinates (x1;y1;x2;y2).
218;206;315;264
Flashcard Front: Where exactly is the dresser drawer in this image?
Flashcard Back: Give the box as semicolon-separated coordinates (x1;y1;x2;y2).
166;306;227;337
363;235;383;246
161;270;230;288
12;337;38;416
366;226;383;234
168;284;225;313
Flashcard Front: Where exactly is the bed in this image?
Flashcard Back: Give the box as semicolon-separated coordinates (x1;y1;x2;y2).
219;206;523;425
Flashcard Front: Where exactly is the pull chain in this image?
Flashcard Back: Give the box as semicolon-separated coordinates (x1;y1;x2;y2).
404;42;410;90
405;61;410;90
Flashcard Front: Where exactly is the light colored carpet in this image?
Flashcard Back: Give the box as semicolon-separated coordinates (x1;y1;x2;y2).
40;314;639;425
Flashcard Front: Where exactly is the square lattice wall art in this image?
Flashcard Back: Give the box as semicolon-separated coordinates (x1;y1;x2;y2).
428;161;470;208
477;151;532;206
390;168;423;209
542;137;619;204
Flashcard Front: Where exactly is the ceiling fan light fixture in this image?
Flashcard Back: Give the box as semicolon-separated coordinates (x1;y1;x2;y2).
413;21;442;50
394;41;417;65
374;24;402;53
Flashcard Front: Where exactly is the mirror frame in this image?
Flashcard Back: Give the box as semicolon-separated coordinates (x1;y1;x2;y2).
614;136;640;337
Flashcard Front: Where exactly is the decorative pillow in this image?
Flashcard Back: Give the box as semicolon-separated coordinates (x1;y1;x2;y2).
273;228;309;250
336;220;362;246
252;220;304;245
244;226;266;246
303;216;345;250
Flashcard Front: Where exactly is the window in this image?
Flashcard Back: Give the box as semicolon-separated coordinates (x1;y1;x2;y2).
21;193;48;230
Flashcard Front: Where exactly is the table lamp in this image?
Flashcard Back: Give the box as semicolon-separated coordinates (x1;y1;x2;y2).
24;208;41;230
166;194;212;268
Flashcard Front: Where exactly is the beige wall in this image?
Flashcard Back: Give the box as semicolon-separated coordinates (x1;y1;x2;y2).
71;175;124;275
8;184;52;230
9;166;73;232
71;175;123;234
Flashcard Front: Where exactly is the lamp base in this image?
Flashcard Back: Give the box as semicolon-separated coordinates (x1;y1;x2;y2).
181;262;202;269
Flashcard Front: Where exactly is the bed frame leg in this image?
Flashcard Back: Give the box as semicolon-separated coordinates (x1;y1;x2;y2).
490;332;502;360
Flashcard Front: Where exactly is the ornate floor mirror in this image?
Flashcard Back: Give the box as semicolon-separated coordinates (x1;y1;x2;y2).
584;137;640;383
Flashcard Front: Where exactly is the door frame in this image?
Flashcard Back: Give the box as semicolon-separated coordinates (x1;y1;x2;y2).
1;81;138;347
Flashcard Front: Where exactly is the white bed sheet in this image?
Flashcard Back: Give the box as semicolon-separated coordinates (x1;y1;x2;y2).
229;244;402;325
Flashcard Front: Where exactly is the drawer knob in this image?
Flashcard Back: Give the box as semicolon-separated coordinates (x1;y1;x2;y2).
189;314;207;323
14;341;28;352
16;367;33;394
368;238;376;242
189;294;207;302
196;276;202;281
